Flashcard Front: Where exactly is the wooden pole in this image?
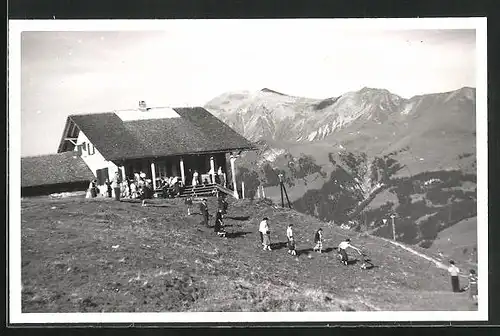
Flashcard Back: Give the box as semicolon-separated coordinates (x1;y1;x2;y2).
179;157;185;186
283;183;292;209
280;183;285;208
262;186;266;199
210;156;216;184
257;185;261;199
120;166;126;182
241;181;245;199
279;174;284;207
391;215;396;241
151;161;157;192
230;155;239;199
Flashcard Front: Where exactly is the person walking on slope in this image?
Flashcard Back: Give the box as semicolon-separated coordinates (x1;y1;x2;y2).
337;238;362;266
200;198;209;227
463;269;478;304
258;217;267;245
185;196;193;216
313;228;324;253
286;224;297;256
259;217;271;250
448;260;460;293
214;209;227;238
218;194;229;218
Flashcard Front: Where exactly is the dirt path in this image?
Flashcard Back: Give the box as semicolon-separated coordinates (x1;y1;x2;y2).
379;237;470;279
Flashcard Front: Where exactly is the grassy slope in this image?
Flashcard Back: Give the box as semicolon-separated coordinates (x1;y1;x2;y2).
21;196;476;313
428;217;478;266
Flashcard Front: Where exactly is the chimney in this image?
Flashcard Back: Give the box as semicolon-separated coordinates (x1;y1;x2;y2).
138;100;148;112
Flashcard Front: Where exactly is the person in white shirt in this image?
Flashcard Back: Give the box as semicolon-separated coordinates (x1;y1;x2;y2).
111;171;122;201
192;170;199;187
259;217;271;251
286;224;296;255
448;260;460;292
337;238;362;266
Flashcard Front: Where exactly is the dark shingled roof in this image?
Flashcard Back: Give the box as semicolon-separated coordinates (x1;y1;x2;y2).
60;107;256;161
21;152;95;188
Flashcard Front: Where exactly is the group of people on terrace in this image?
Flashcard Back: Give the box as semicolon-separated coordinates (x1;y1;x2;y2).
86;165;228;202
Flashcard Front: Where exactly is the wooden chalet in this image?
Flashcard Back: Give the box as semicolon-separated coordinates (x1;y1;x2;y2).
56;101;257;198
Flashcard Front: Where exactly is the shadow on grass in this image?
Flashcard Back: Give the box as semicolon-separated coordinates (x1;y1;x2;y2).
362;259;378;270
324;247;335;253
270;242;288;250
226;231;252;239
297;248;314;256
226;216;251;221
341;258;358;266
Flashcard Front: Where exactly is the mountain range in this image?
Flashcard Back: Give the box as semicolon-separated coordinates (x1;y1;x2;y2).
205;86;477;257
205;86;476;174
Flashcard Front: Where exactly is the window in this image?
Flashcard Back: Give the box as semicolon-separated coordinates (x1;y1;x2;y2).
96;168;109;186
88;143;96;155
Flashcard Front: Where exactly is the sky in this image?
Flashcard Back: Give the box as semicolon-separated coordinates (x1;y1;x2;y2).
17;20;477;156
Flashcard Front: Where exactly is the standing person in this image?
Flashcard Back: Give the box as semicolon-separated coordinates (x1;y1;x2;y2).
259;218;271;251
286;224;296;256
105;179;112;198
313;228;324;253
214;209;226;237
173;177;181;197
464;269;478;304
258;217;268;246
185;196;193;216
111;171;122;201
337;238;362;266
90;180;98;198
192;170;199;188
200;198;209;227
448;260;460;293
218;194;229;218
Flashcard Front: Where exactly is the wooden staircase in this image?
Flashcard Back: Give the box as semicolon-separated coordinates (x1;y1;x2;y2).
179;183;239;199
179;183;219;198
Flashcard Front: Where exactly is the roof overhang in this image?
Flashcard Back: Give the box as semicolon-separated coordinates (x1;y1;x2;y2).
57;117;81;153
109;146;258;162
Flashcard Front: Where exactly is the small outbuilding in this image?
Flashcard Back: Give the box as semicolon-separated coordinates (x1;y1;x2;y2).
21;151;95;197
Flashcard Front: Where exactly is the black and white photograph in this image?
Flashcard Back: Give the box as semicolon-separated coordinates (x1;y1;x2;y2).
8;18;488;324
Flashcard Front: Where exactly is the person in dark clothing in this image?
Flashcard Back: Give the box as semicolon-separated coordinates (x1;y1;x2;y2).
90;180;98;198
448;260;460;293
200;198;209;227
313;228;323;253
221;198;229;218
214;209;226;237
105;179;112;198
173;179;180;197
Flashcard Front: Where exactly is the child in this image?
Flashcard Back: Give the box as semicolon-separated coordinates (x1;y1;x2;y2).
313;228;323;253
463;269;478;303
448;260;460;293
286;224;296;256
